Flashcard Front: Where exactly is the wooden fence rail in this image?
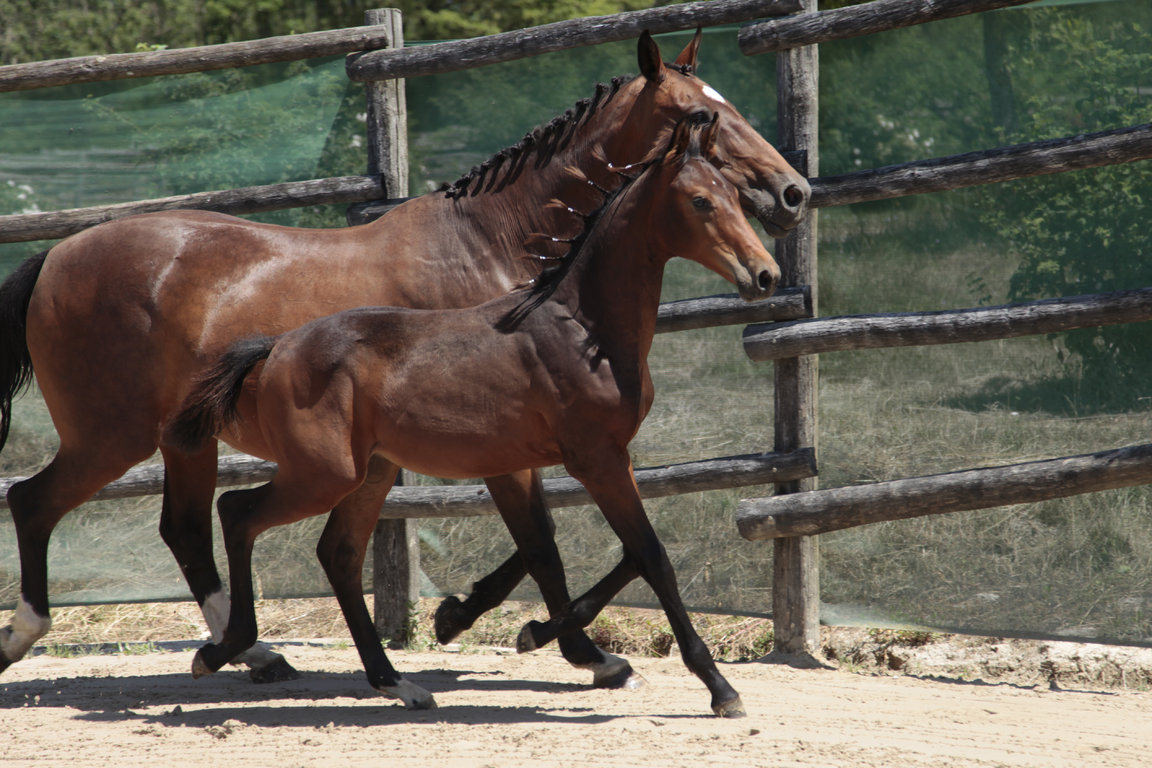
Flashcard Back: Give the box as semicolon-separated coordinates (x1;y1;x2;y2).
743;287;1152;361
0;449;816;516
736;443;1152;539
808;122;1152;209
346;0;800;81
739;0;1037;55
5;122;1149;245
0;176;386;244
0;25;396;93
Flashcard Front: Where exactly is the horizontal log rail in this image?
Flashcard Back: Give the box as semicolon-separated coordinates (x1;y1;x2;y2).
736;443;1152;540
0;449;816;515
346;0;801;82
7;123;1149;246
0;176;386;244
741;0;1041;55
743;287;1152;361
655;287;811;333
0;25;396;93
739;0;1037;55
808;122;1152;209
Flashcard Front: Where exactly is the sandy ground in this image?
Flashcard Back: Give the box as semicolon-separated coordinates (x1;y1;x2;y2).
3;639;1150;768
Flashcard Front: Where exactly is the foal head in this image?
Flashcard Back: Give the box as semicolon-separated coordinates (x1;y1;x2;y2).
644;115;781;301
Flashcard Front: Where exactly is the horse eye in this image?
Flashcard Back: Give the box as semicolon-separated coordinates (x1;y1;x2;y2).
689;110;712;125
692;196;712;211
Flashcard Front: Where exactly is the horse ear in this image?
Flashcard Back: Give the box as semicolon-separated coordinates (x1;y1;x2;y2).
638;30;666;83
673;28;703;72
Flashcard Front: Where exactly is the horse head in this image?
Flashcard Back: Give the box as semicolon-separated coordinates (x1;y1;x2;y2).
648;114;781;302
608;30;810;238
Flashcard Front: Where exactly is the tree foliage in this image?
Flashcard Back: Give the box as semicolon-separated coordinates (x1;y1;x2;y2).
978;5;1152;390
0;0;670;64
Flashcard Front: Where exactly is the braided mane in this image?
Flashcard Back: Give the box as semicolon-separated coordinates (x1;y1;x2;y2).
440;75;632;199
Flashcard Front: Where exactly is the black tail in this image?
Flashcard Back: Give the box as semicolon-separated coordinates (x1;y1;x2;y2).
165;336;277;453
0;251;48;452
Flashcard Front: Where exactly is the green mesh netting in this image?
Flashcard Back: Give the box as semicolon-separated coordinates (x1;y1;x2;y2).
2;7;1152;646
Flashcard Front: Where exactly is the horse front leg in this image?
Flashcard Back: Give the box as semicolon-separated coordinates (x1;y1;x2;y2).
483;470;642;690
570;451;745;718
433;549;526;645
431;469;546;643
159;443;298;683
318;457;435;710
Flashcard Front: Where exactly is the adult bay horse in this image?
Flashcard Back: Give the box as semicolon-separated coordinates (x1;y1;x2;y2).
0;31;808;683
168;114;775;715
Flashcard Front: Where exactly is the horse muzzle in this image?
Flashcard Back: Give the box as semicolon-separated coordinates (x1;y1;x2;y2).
744;178;811;238
734;259;780;302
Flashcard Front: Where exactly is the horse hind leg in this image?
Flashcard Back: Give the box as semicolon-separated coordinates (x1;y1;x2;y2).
317;459;435;709
2;447;142;672
158;444;298;683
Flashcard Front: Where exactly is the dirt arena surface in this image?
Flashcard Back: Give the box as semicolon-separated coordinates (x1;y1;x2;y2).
3;639;1150;768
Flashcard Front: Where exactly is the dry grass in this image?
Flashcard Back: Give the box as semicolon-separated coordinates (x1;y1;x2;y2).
40;596;776;662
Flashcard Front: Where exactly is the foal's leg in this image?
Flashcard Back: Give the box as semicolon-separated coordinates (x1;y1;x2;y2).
316;456;435;709
431;470;547;644
483;470;641;689
570;452;745;718
158;443;297;682
516;558;638;653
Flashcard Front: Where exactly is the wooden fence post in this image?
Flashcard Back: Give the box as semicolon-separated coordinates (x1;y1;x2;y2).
772;0;822;660
359;7;418;646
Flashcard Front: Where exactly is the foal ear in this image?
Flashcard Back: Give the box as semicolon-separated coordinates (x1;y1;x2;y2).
673;28;703;73
667;118;694;160
701;113;720;155
638;30;666;83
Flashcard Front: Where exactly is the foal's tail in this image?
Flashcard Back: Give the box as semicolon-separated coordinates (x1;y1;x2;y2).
0;250;48;452
166;336;277;454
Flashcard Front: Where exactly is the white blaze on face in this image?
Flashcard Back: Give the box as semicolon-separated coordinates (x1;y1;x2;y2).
701;85;728;106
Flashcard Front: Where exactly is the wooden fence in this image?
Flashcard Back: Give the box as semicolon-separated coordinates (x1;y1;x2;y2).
735;0;1152;658
3;0;1152;651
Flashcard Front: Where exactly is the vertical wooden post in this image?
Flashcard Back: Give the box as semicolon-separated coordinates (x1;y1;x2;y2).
772;0;822;660
360;7;418;646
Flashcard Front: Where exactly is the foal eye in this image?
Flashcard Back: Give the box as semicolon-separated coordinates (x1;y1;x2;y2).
692;196;712;211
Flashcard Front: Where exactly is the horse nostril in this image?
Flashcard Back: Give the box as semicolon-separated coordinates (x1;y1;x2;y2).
758;269;777;292
782;184;806;210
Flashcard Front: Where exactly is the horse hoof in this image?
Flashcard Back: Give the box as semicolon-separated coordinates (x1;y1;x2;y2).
382;679;437;710
433;596;470;645
712;694;747;719
249;656;301;684
191;649;215;679
515;621;543;654
593;663;646;690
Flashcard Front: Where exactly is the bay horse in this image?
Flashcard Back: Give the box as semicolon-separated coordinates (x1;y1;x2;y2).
168;114;775;716
0;30;807;684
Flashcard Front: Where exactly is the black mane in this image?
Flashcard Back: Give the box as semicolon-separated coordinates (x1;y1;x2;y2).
440;75;632;200
494;163;645;332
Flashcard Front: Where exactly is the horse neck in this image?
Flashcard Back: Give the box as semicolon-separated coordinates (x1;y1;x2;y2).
557;183;669;362
442;80;651;285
